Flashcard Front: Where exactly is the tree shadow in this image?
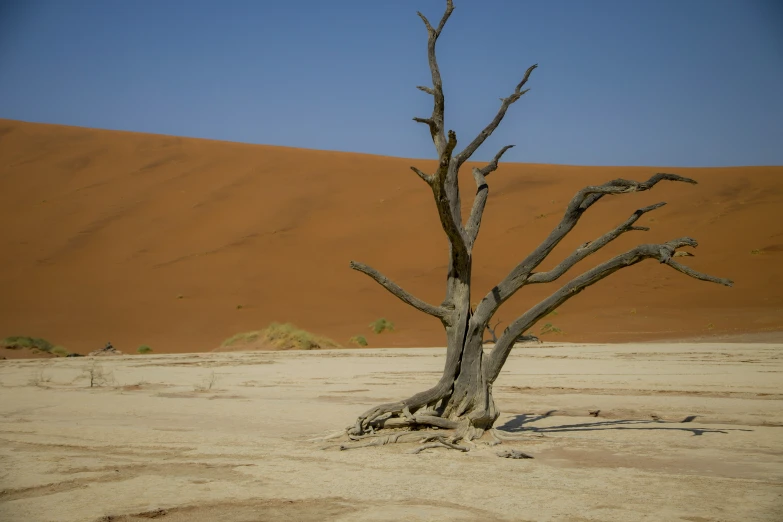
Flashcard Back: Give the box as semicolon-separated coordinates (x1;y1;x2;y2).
499;410;558;432
497;412;753;436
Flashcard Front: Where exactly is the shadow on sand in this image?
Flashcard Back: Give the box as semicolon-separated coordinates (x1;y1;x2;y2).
496;410;753;436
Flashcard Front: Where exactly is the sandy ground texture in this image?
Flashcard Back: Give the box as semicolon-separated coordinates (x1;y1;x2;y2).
1;119;782;354
1;343;781;521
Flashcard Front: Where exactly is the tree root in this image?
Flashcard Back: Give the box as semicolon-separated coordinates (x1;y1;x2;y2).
319;421;502;454
320;430;447;451
305;430;347;442
409;437;470;454
319;424;487;453
376;414;459;431
350;382;457;435
322;426;540;452
332;389;507;452
497;449;534;459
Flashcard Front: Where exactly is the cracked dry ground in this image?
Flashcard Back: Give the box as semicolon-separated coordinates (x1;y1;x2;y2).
1;343;782;521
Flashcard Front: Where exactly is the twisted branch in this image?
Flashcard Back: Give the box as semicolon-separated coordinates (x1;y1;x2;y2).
473;173;698;325
484;238;733;382
465;145;515;244
526;202;666;284
350;261;446;319
455;64;537;167
414;0;454;155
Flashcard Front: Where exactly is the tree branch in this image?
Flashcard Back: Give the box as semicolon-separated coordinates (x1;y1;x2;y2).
465;168;489;244
473;173;698;325
479;144;515;177
526;202;666;284
664;258;733;284
416;0;454;155
412;116;438;139
410;166;434;185
484;238;733;382
413;3;468;261
484;318;502;343
577;173;696;210
431;131;469;253
350;261;446;319
455;64;537;167
464;145;514;244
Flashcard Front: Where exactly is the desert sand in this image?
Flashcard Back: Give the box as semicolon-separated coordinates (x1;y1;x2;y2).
1;119;782;356
1;343;782;521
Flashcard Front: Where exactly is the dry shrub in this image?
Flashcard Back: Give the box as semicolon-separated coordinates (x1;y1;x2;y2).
220;323;339;351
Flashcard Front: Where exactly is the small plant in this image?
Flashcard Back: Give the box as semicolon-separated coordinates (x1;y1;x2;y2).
82;361;113;388
539;322;565;335
236;304;244;310
28;368;52;387
261;323;337;350
137;345;153;354
630;308;637;315
51;346;70;357
547;310;559;317
350;335;369;347
369;318;395;334
194;371;218;392
221;323;339;351
482;318;540;345
177;294;184;299
750;249;762;255
706;323;715;330
1;336;55;353
222;331;260;346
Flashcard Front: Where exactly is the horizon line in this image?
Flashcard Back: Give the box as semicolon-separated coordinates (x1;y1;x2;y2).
3;117;780;170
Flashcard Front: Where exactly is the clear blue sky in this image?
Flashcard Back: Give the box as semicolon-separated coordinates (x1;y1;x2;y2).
1;0;781;166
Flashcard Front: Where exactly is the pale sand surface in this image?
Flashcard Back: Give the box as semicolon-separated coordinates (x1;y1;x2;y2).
1;343;781;521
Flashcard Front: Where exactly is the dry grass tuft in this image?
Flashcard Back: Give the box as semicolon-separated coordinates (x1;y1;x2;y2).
220;323;339;351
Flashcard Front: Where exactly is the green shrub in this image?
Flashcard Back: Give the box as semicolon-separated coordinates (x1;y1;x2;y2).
51;346;70;357
350;335;368;347
369;318;394;334
137;345;153;354
261;323;338;350
539;323;564;335
222;331;261;347
222;323;339;351
1;336;55;352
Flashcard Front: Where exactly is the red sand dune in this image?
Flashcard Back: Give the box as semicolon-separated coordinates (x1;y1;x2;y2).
1;119;781;355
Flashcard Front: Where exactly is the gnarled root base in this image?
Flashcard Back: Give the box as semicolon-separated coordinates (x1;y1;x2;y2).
320;426;495;452
322;385;504;453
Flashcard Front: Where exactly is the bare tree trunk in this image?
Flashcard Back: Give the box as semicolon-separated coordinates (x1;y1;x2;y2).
339;1;732;449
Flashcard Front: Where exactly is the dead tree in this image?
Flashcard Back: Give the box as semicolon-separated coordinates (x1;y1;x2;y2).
341;0;732;449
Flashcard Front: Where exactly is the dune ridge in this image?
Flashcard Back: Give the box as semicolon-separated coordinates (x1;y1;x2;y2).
1;119;781;354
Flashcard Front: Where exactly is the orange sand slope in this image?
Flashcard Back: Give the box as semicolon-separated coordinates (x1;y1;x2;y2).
1;119;781;354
